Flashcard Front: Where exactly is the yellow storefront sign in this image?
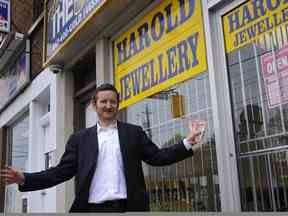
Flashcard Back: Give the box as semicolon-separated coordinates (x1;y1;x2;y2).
113;0;207;109
223;0;288;53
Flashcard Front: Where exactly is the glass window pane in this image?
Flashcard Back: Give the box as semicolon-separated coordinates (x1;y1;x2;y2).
126;72;220;211
5;114;29;213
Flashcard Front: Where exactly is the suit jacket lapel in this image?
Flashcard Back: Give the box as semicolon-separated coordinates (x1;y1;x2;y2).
77;125;98;195
117;121;129;177
86;125;99;176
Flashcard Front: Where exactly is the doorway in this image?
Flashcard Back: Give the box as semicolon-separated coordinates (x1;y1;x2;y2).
72;49;97;131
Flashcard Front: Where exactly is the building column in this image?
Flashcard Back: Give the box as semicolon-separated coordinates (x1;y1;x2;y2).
28;101;46;212
50;68;74;212
203;0;241;211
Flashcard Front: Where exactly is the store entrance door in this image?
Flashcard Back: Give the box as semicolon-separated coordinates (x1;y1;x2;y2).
85;100;98;128
74;87;97;131
220;0;288;212
72;49;96;131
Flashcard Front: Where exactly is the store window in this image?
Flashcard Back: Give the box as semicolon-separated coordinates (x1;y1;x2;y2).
5;114;29;213
222;1;288;211
126;74;220;211
0;50;30;113
113;0;219;211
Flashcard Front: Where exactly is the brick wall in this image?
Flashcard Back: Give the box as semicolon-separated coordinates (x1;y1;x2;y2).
30;22;44;78
10;0;34;34
9;0;44;78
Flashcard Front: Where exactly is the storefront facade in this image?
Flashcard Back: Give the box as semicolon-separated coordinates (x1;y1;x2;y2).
43;0;288;212
1;0;288;212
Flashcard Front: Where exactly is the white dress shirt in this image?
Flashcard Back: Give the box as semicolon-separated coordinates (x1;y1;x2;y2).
88;122;127;203
88;122;195;204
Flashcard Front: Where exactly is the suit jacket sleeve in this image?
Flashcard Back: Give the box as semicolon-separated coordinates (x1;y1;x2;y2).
138;126;194;166
19;134;78;192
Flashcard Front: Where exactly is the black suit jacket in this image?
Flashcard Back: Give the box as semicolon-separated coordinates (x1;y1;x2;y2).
19;121;193;212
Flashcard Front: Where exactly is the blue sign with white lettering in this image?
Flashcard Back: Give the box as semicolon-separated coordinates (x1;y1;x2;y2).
46;0;105;60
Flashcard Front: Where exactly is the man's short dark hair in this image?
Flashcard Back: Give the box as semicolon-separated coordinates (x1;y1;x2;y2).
95;83;120;103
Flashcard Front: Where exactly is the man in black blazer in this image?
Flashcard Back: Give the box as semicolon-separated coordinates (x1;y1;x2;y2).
1;83;204;212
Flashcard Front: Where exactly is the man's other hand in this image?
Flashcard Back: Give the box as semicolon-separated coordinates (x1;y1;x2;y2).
0;166;25;185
